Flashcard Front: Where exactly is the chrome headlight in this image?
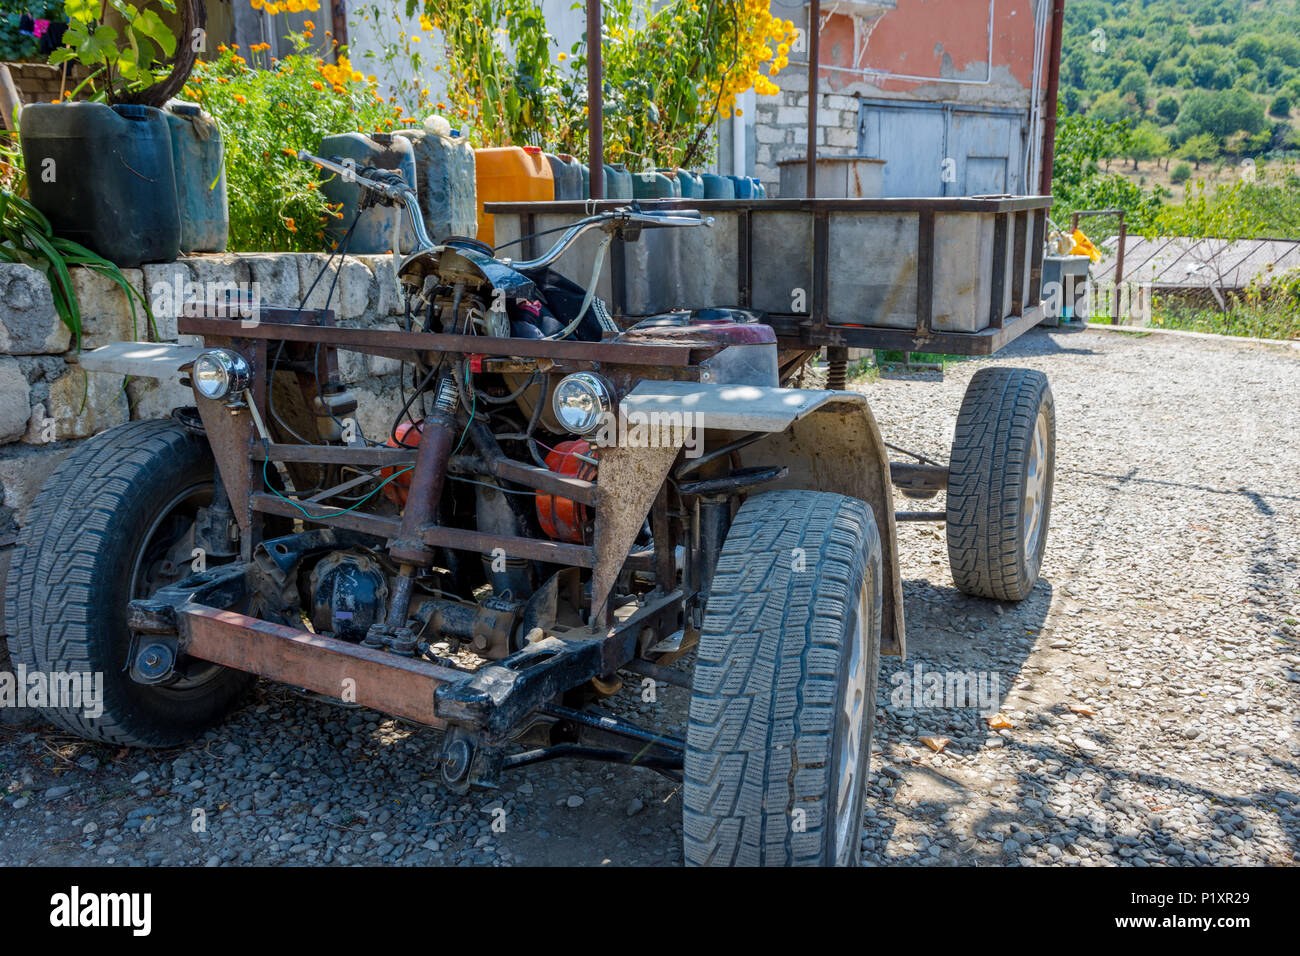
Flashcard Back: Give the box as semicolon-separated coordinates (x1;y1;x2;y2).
551;372;612;436
192;348;251;401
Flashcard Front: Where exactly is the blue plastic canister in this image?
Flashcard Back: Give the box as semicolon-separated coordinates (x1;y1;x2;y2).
319;132;418;253
699;173;735;199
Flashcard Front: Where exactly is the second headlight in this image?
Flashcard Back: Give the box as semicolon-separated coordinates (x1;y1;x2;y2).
551;372;613;436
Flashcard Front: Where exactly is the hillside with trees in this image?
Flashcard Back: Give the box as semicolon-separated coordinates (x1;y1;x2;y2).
1062;0;1300;170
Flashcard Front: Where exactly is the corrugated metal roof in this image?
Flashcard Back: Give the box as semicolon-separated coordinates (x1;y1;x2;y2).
1092;236;1300;290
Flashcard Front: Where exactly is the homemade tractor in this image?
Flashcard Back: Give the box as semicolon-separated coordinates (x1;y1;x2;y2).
5;161;1055;866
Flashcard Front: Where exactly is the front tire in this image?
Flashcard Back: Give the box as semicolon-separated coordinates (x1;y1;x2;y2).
684;490;882;866
4;419;253;746
946;366;1056;601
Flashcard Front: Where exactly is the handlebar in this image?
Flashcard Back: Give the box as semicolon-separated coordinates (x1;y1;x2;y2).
297;149;710;269
297;149;435;251
507;208;713;272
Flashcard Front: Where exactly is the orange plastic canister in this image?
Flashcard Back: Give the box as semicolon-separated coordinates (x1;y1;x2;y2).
474;145;555;248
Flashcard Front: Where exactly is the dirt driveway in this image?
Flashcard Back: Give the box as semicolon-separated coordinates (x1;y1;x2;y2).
2;325;1297;866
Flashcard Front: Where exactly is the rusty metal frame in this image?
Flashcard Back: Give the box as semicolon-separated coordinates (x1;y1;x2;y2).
163;583;682;741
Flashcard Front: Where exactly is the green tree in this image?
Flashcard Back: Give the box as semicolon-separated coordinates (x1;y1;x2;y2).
1177;88;1266;141
1127;120;1171;169
1156;94;1181;124
1269;93;1292;118
1178;132;1219;170
1120;68;1149;111
1091;89;1135;125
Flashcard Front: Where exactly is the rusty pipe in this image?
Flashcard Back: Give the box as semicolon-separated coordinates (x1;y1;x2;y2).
586;0;604;199
806;0;820;198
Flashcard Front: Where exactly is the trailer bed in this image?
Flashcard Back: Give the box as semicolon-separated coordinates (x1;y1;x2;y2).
489;196;1052;356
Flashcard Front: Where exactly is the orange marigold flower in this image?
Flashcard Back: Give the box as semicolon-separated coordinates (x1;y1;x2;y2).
233;94;247;104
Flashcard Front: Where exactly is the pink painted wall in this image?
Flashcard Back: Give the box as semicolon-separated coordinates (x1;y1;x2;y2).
817;0;1046;97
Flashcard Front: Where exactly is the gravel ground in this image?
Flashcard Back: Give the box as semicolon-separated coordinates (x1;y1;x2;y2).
1;325;1297;866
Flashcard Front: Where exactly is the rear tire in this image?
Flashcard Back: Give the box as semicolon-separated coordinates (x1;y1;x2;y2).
4;419;253;746
946;367;1055;601
684;490;882;866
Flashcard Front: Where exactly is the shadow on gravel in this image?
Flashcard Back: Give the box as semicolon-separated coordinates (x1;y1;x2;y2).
965;735;1299;866
862;577;1056;863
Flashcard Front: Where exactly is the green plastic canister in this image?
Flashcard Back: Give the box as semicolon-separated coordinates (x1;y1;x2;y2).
165;101;228;253
318;131;418;254
396;126;478;241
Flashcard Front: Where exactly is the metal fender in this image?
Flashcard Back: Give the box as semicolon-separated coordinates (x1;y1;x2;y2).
621;381;906;656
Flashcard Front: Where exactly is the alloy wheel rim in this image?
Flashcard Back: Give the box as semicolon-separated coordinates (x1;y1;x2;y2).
833;577;871;864
1022;406;1050;561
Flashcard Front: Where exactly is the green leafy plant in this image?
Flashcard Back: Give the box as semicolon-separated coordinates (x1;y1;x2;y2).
0;187;152;349
182;32;403;252
1050;107;1166;234
48;0;206;106
424;0;796;169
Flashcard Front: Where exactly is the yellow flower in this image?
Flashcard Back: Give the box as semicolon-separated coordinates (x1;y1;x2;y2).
233;94;247;104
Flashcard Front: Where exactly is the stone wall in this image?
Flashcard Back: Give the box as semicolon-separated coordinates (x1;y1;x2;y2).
0;252;409;551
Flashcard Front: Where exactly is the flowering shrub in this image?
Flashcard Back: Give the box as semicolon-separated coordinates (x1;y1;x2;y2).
350;1;438;119
183;31;400;252
424;0;796;168
249;0;320;15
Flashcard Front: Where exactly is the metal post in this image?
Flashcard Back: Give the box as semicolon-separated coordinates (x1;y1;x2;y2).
1037;0;1065;196
331;0;349;57
1113;212;1127;325
805;0;820;198
586;0;604;199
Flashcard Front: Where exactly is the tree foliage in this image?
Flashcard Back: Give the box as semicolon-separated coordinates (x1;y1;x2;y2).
1063;0;1298;164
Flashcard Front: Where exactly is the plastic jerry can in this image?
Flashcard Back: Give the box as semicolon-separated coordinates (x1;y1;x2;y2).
165;100;228;253
602;163;634;200
633;168;677;199
20;102;181;267
545;152;583;200
729;175;760;199
318;131;418;254
395;125;478;241
474;145;554;248
699;172;735;199
675;169;704;198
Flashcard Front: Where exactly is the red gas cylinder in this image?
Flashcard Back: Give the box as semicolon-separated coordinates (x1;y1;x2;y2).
535;440;598;544
383;421;421;506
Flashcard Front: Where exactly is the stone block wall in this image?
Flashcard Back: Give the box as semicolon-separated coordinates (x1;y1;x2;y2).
0;252;409;548
753;68;864;195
